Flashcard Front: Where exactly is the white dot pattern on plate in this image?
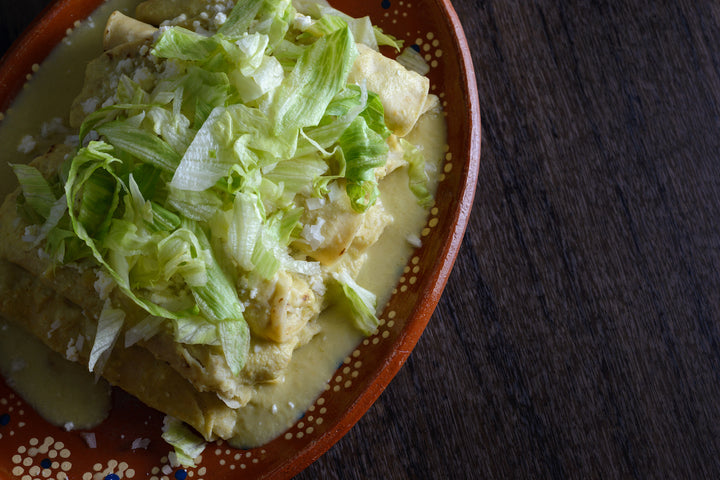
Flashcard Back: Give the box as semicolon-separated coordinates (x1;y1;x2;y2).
82;459;137;479
10;435;73;479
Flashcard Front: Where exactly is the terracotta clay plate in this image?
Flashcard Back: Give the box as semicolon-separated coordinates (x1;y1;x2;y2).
0;0;480;478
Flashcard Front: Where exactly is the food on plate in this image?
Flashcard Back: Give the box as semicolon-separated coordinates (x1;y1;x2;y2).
0;0;445;462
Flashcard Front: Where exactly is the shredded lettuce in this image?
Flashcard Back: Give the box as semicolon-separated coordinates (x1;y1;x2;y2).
63;141;251;372
338;115;388;211
151;27;219;61
124;315;165;348
96;121;181;172
88;299;126;374
11;164;56;219
162;416;206;467
217;0;266;37
270;25;357;133
373;27;404;51
34;196;70;248
332;271;380;335
296;2;403;52
396;46;430;75
401;138;434;207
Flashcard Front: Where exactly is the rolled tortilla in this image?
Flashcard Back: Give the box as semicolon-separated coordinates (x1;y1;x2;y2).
347;43;430;137
103;11;157;51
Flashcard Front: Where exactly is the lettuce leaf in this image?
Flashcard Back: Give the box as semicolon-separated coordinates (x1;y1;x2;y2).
338;115;388;212
401;138;434;207
11;164;56;219
88;299;125;374
162;416;206;468
332;271;380;335
270;25;357;133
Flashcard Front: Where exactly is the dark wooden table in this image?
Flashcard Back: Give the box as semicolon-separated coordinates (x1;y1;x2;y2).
4;0;720;478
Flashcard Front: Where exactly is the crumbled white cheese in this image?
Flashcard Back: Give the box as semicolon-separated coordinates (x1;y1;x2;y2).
213;12;227;26
131;437;151;450
81;97;99;114
17;134;36;154
293;13;313;31
108;76;120;92
132;67;151;84
40;117;67;138
66;338;79;362
158;60;181;79
309;274;326;296
80;432;97;448
94;270;115;300
115;58;135;73
21;225;40;244
48;318;62;338
64;422;75;431
302;218;326;250
406;233;422;248
305;197;325;211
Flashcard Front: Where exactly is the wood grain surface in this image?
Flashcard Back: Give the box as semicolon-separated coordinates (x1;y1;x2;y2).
4;0;720;478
